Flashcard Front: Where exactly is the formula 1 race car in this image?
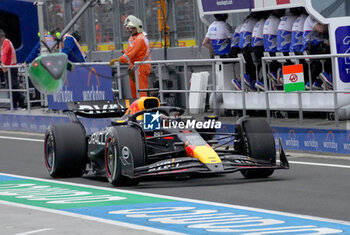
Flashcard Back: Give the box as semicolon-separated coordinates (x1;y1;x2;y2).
44;97;289;186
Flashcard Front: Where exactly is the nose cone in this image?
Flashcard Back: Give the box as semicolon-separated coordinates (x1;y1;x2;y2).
185;145;221;164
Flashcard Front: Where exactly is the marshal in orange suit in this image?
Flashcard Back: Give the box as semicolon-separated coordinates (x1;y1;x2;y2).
110;15;151;98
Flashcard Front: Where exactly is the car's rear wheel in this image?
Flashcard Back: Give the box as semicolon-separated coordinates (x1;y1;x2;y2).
44;123;87;177
105;126;145;186
240;118;276;178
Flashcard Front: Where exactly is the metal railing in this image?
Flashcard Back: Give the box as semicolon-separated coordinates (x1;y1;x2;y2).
0;62;126;112
2;55;349;127
261;53;350;126
134;55;350;126
134;58;246;115
0;65;44;112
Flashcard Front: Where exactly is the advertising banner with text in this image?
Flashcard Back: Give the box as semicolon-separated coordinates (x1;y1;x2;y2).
47;65;114;110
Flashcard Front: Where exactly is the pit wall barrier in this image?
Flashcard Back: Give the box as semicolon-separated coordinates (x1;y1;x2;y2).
0;112;349;155
219;124;350;155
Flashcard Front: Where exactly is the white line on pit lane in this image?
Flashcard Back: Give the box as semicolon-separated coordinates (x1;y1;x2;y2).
0;136;43;142
0;130;44;137
287;152;350;160
15;228;53;235
289;161;350;169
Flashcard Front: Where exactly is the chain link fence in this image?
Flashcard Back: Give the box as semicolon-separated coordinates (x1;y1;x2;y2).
42;0;200;51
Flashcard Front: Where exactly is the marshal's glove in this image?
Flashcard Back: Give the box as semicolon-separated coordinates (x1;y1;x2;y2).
109;58;120;66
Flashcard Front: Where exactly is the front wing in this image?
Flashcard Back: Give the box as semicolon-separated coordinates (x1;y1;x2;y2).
132;139;289;179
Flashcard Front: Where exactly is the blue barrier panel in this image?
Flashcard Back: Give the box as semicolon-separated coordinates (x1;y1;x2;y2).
0;113;111;135
273;126;349;154
217;124;350;155
47;65;114;110
0;114;70;133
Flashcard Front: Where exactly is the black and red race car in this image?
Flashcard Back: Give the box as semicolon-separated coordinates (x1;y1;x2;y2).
44;97;289;186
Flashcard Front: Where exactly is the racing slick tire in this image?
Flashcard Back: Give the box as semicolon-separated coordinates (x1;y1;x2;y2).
44;123;87;178
239;118;276;178
105;126;145;186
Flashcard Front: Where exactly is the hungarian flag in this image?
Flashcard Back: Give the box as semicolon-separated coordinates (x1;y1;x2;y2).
283;64;305;92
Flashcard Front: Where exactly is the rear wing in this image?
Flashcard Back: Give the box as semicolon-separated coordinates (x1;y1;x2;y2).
65;100;127;118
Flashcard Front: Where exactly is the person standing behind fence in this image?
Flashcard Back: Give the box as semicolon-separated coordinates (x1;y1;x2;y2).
0;29;24;109
109;16;151;98
277;12;297;54
202;14;233;58
276;11;297;85
263;12;281;54
21;31;56;103
239;14;258;91
263;11;282;86
23;31;56;65
289;10;308;89
230;23;242;58
252;16;267;90
302;15;328;90
230;23;243;90
61;31;86;63
290;11;307;53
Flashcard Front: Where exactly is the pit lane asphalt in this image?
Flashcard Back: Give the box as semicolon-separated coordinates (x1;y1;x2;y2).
0;130;349;228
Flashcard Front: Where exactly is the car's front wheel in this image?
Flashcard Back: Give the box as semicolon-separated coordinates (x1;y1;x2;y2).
105;126;145;186
239;118;276;179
